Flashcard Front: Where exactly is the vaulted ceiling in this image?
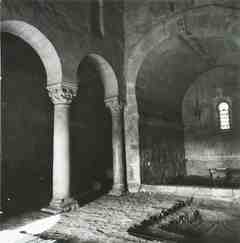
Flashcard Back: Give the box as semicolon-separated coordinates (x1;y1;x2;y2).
136;34;240;121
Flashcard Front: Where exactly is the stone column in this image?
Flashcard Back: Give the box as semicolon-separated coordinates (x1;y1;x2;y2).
105;97;125;196
124;103;141;193
42;84;78;214
0;74;2;214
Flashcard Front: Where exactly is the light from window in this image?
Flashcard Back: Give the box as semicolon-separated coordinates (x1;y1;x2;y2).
218;102;230;130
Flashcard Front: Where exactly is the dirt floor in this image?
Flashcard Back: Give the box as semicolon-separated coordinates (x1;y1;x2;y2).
1;192;240;243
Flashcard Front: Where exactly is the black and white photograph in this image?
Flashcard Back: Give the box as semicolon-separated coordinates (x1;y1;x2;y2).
1;1;240;242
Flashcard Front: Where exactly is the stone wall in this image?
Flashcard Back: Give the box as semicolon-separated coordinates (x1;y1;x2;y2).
123;0;240;190
3;0;240;196
139;117;185;185
183;66;240;176
124;0;240;53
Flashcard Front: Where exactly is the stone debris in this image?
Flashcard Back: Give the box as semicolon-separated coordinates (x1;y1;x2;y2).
2;193;240;243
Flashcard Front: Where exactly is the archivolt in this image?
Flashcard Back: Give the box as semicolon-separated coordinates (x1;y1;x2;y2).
1;20;62;85
78;54;119;99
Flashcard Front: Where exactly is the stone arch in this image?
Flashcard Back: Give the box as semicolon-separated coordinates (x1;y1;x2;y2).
126;5;240;104
1;20;62;85
75;53;125;196
124;4;240;192
78;54;119;99
1;24;58;212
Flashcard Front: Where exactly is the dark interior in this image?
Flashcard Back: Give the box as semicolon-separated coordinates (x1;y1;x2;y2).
71;57;113;204
1;33;53;213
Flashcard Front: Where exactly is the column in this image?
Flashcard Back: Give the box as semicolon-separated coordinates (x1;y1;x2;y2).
124;103;141;193
42;84;78;214
0;73;3;214
105;97;125;196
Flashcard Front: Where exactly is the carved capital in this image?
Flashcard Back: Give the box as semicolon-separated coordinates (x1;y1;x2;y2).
105;97;123;116
47;84;77;105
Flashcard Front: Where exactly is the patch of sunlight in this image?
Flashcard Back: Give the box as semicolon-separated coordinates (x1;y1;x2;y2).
0;214;61;243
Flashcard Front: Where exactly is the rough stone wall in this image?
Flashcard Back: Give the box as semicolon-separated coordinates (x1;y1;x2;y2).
183;67;240;176
124;0;240;53
139;118;185;185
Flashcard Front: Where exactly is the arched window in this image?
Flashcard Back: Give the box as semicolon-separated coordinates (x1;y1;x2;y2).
218;102;231;130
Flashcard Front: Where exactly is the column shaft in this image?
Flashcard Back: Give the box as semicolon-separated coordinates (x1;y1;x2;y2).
53;104;70;199
106;97;125;195
124;105;141;193
111;112;124;192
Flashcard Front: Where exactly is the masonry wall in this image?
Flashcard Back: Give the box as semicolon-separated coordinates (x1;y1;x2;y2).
2;33;52;211
139;118;186;185
124;0;240;53
183;67;240;176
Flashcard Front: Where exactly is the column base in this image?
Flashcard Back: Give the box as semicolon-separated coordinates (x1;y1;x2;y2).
41;197;79;214
108;184;126;196
128;183;141;193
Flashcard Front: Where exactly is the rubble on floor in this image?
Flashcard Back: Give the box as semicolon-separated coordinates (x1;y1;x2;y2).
1;192;240;243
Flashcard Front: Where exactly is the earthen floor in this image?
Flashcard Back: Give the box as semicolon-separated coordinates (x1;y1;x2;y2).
1;192;240;243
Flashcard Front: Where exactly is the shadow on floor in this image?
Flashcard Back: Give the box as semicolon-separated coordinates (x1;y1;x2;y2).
59;240;99;243
40;234;100;243
76;187;112;207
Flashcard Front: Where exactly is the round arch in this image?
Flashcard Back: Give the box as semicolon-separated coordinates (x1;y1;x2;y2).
1;20;62;85
126;5;240;105
78;54;119;99
75;53;125;196
124;4;240;192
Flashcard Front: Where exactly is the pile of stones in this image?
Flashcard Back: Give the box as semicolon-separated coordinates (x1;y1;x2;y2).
128;197;203;241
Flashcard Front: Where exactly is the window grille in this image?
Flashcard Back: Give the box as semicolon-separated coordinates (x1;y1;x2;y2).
218;102;231;130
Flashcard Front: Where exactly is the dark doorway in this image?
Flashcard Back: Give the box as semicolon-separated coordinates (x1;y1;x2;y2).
1;33;53;214
71;57;113;204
